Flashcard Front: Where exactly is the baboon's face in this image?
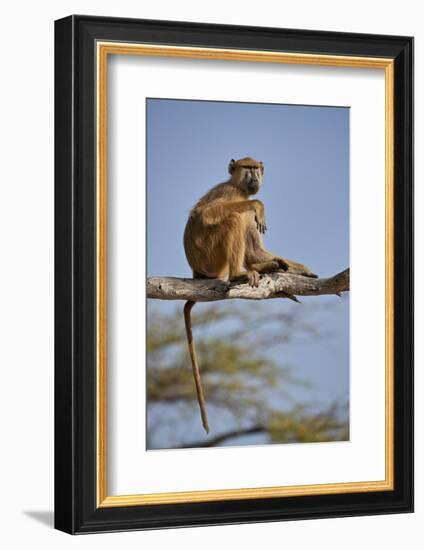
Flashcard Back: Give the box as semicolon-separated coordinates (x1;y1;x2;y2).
228;157;264;195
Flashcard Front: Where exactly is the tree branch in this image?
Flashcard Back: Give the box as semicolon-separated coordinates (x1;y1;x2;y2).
147;268;349;302
178;425;264;448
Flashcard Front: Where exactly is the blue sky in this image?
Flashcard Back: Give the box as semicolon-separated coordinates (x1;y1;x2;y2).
146;98;349;444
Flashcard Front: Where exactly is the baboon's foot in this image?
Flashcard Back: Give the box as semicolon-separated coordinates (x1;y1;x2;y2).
250;260;282;274
286;261;318;278
246;269;261;286
230;269;261;287
273;257;290;271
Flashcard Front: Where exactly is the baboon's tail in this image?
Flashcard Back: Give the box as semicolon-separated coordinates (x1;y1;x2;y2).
183;300;210;433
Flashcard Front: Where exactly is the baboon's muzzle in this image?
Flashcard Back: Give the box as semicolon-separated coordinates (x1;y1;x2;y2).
247;180;260;194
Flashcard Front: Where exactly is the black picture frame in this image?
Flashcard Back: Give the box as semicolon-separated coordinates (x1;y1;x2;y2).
55;14;413;534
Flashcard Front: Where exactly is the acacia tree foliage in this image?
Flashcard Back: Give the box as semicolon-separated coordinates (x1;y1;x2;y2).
146;299;349;449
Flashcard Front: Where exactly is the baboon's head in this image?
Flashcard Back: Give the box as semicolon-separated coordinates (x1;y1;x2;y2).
228;157;264;195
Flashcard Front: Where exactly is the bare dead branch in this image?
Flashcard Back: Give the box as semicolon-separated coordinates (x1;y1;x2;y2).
178;425;264;448
147;268;349;302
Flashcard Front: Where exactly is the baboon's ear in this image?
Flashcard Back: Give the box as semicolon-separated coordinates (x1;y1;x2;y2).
228;159;236;174
259;161;264;174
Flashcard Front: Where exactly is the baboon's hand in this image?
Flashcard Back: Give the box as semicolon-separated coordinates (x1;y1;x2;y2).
252;200;267;234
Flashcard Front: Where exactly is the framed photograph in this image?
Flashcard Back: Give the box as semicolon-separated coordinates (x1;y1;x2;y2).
54;15;413;534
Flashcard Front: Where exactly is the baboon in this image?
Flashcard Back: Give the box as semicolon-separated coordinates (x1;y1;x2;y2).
183;157;317;433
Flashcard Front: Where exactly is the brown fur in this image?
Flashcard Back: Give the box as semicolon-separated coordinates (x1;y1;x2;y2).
184;157;316;285
182;157;316;433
